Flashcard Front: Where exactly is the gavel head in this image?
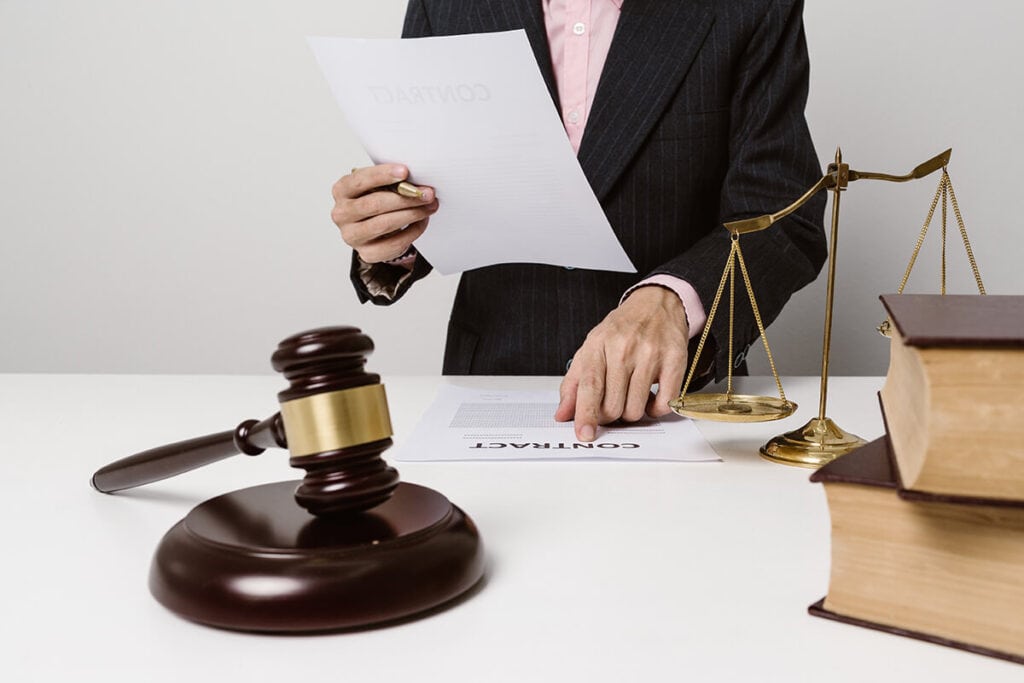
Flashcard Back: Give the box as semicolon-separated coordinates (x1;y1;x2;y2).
271;326;400;517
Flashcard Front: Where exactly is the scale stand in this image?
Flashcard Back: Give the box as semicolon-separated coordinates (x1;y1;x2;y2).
673;147;982;468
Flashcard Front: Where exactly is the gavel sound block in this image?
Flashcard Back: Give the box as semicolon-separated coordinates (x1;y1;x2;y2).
92;327;484;633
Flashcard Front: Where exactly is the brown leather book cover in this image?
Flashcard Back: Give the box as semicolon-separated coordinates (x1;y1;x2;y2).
810;432;1024;508
808;598;1024;665
880;294;1024;347
808;436;897;489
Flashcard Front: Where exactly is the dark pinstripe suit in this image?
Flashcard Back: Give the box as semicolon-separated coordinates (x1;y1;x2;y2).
351;0;827;382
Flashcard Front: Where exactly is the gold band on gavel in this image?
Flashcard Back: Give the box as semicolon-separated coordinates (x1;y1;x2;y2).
279;384;393;457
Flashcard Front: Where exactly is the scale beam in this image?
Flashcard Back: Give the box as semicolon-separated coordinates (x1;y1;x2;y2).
723;149;952;236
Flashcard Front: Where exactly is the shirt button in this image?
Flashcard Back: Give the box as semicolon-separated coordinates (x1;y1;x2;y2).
573;22;586;35
567;110;580;124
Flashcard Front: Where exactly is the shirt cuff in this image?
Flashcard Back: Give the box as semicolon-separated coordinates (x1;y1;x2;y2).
384;246;418;270
356;254;417;301
621;274;707;340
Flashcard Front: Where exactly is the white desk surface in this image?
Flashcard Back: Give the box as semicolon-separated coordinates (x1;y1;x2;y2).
1;374;1019;682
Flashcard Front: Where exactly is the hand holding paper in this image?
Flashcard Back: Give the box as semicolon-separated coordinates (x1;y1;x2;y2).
331;164;438;264
310;31;636;275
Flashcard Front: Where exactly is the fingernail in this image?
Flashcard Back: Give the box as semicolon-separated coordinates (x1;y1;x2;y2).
390;165;408;181
421;188;434;202
579;425;595;442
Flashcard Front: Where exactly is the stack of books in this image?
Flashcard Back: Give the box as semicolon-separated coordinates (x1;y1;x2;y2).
810;294;1024;664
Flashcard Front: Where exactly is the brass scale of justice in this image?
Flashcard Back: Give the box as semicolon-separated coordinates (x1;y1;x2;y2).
669;147;986;468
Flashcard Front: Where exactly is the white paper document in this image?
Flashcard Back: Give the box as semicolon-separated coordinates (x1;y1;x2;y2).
308;32;636;275
393;385;721;462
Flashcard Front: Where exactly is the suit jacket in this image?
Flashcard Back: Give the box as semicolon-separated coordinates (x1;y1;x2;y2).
351;0;827;382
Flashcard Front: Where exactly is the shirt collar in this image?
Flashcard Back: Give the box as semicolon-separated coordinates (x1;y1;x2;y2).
545;0;624;9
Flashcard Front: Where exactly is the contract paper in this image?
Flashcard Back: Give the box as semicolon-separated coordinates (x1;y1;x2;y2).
392;385;720;462
308;32;636;275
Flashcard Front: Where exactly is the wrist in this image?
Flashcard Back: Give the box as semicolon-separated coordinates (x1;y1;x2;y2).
623;283;683;309
384;245;417;265
622;284;689;333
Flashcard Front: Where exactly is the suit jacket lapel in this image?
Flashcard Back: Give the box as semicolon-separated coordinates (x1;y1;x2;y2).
578;1;715;200
462;2;560;112
510;0;561;114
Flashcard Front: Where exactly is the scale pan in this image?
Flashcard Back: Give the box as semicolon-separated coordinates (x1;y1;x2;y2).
669;393;797;423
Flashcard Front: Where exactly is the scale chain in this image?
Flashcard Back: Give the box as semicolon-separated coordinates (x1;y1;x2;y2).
896;169;984;295
897;172;944;294
678;236;788;407
679;239;736;398
945;174;986;294
734;242;787;403
941;177;948;295
727;247;736;397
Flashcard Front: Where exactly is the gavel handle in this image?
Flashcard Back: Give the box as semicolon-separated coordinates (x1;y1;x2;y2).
91;414;287;493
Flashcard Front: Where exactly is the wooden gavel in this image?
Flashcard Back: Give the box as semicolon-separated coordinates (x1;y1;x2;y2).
92;326;400;516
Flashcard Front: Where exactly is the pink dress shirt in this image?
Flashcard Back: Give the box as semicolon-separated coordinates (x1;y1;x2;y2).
543;0;706;338
543;0;621;154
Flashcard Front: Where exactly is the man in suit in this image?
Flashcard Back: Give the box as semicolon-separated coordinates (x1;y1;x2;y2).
331;0;827;441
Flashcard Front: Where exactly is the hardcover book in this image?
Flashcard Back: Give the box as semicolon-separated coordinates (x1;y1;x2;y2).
810;437;1024;664
879;294;1024;501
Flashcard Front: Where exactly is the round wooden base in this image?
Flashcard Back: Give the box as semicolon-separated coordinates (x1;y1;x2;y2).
149;481;484;633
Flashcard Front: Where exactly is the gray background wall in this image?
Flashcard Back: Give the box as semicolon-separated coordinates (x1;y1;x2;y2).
1;0;1019;376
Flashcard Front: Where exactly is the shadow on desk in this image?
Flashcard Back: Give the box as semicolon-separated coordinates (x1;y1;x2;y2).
707;438;773;464
97;486;208;507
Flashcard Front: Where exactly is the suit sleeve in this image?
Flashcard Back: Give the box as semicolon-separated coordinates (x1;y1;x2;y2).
648;0;827;380
349;0;437;306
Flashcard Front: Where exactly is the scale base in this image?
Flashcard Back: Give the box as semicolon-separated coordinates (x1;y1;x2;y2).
760;417;867;468
149;480;484;633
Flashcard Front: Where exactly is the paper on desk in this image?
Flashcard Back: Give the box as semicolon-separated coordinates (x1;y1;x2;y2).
308;32;635;275
392;385;720;462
